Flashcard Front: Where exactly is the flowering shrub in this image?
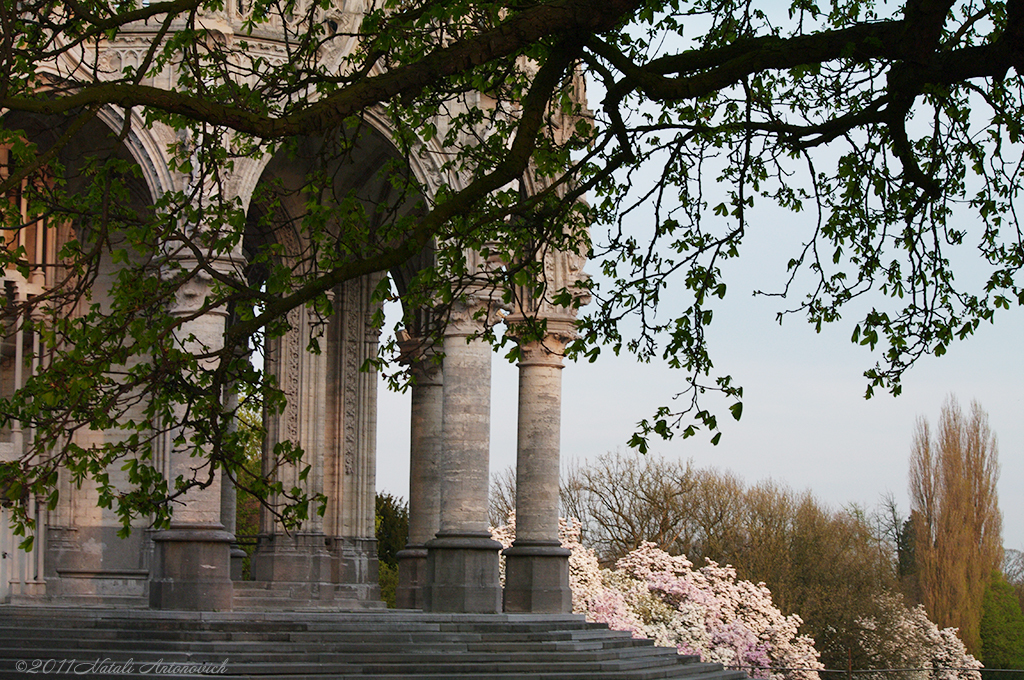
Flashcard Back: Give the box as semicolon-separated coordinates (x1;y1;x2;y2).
492;516;979;680
857;592;982;680
572;534;822;680
494;515;822;680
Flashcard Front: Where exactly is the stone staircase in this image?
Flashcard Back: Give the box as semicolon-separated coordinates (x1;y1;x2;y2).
231;580;387;611
0;607;751;680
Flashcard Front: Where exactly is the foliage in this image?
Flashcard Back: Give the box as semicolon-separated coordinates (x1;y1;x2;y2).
234;405;265;539
979;571;1024;679
375;493;409;566
909;397;1004;655
375;492;408;607
1;0;1023;537
1003;550;1024;614
378;562;400;609
233;404;264;578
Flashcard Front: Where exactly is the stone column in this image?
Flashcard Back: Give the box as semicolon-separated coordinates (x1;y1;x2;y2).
249;303;333;597
149;266;235;611
220;383;248;581
395;334;443;610
423;301;503;613
503;325;573;613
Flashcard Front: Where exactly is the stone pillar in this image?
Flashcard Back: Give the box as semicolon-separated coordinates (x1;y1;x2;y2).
220;384;248;581
503;327;573;613
395;334;443;610
149;267;235;611
249;303;333;597
423;302;503;613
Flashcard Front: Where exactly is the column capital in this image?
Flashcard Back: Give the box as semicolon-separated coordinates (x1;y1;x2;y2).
397;331;443;386
167;268;230;318
444;297;503;338
516;338;564;368
507;318;577;368
160;248;245;319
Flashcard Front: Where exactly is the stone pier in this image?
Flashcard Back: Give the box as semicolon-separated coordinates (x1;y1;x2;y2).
395;335;443;610
423;301;503;613
149;265;235;612
503;327;573;613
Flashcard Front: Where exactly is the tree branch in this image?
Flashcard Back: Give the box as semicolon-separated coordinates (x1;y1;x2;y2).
1;0;639;138
224;36;584;343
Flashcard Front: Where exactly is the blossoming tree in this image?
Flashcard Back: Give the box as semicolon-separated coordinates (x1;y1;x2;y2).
857;592;983;680
494;514;822;680
494;514;983;680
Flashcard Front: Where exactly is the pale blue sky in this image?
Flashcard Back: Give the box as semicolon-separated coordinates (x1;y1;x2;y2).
375;2;1022;549
375;209;1024;551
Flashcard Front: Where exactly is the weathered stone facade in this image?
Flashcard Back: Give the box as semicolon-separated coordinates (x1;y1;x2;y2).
0;0;587;614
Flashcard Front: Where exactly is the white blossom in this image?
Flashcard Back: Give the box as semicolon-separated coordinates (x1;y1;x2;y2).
857;592;981;680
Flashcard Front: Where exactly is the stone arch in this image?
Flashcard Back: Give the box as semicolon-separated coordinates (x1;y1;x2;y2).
0;107;166;605
239;118;432;606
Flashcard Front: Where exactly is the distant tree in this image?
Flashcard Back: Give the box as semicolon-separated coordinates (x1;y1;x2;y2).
234;405;265;578
488;467;517;529
898;513;922;604
909;397;1004;655
735;480;796;601
561;452;699;564
375;493;409;608
375;493;409;565
1004;550;1024;614
979;571;1024;680
784;497;896;671
687;467;747;563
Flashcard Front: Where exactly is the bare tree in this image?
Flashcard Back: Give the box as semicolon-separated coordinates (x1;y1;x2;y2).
1003;549;1024;613
489;466;517;528
560;451;698;564
687;467;747;564
909;396;1003;655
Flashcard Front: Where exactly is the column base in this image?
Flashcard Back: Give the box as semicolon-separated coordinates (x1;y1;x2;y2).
326;536;381;603
250;532;332;584
503;541;572;614
229;546;248;582
149;524;234;611
396;545;428;610
423;533;503;613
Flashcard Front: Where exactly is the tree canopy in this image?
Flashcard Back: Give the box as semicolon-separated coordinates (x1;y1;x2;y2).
1;0;1022;532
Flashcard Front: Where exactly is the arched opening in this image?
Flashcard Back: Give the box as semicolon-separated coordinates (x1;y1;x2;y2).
0;110;159;604
236;120;431;606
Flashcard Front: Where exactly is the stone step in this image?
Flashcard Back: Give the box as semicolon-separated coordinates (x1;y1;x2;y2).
0;607;750;680
0;641;681;663
233;588;295;597
0;667;749;680
0;637;682;662
0;629;641;648
0;665;732;680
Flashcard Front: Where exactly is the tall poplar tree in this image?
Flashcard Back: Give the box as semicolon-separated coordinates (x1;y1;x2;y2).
909;397;1003;655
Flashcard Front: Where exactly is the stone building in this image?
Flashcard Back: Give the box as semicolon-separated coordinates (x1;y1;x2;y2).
0;0;586;615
